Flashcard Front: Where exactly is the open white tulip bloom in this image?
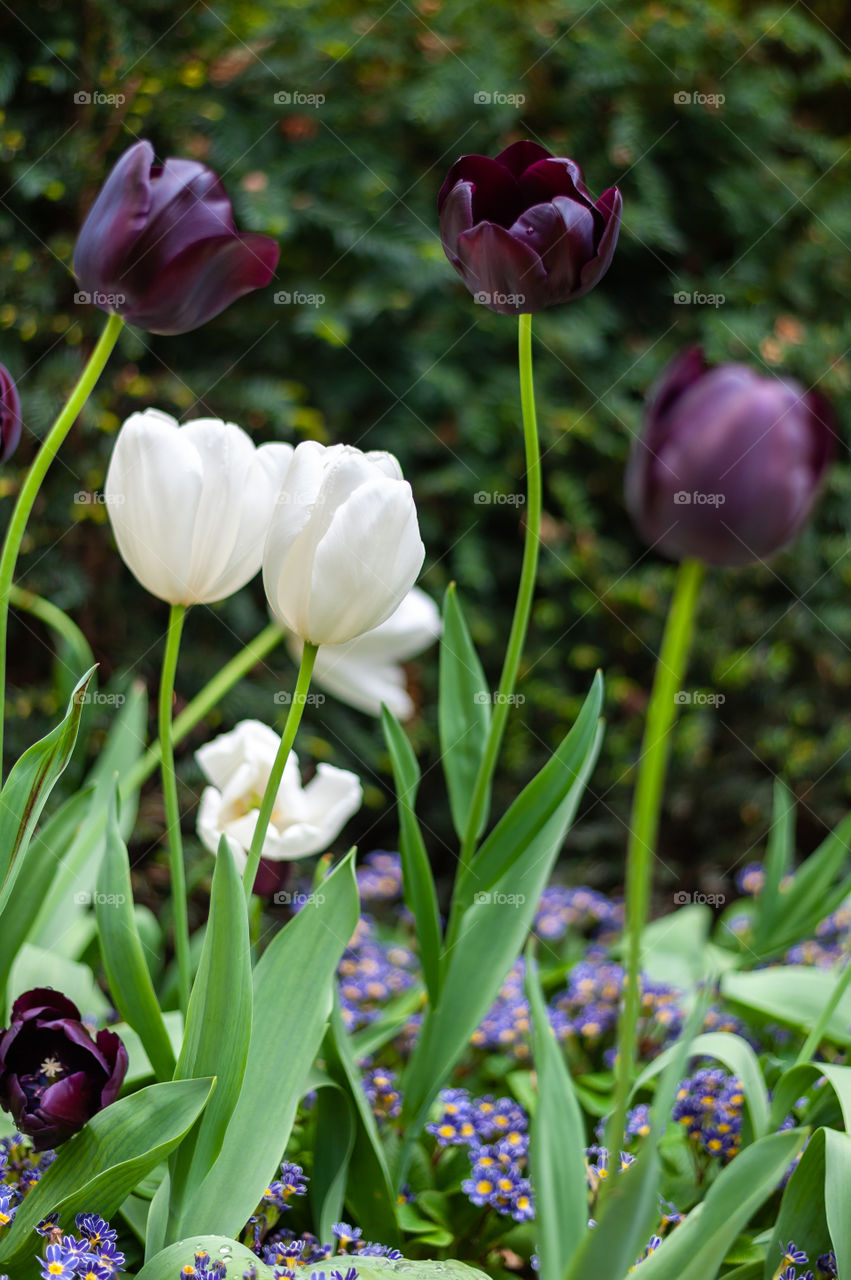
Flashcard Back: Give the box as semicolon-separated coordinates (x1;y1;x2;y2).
263;441;425;646
288;586;442;720
196;719;363;868
105;408;294;605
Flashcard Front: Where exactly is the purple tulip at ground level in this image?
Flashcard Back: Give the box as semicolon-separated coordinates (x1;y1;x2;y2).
0;988;127;1150
74;140;279;334
438;140;622;315
625;346;835;567
0;363;21;464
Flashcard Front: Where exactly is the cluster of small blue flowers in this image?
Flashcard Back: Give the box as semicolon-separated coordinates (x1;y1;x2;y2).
532;885;622;943
672;1068;744;1161
772;1240;839;1279
36;1213;124;1279
785;903;851;969
586;1146;635;1188
337;916;418;1033
547;960;686;1061
469;961;531;1059
425;1088;533;1222
355;853;403;905
263;1162;309;1213
183;1255;358;1280
1;1133;55;1203
735;863;766;896
361;1068;402;1121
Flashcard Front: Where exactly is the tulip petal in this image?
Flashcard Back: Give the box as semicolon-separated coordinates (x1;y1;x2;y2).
122;159;236;289
494;140;554;177
197;720;280;792
453;222;547;314
439;180;475;263
74;141;154;296
519;157;598;215
124;232;280;334
437;156;522;225
576;187;623;298
10;988;81;1022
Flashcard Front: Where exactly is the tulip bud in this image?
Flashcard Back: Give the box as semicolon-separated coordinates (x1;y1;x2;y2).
196;720;363;873
74;140;279;334
263;442;425;646
625;346;835;566
0;363;22;464
437;140;621;315
0;988;127;1150
105;409;293;605
287;585;442;720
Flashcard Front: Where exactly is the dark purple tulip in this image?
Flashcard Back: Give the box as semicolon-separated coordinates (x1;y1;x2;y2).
0;988;128;1150
625;346;835;567
437;140;622;315
74;140;280;335
0;363;22;464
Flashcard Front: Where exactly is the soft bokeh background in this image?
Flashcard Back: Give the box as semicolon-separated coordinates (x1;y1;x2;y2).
2;0;850;913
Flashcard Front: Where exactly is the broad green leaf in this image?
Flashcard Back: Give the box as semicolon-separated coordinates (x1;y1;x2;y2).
564;994;709;1280
454;670;603;913
116;1012;184;1087
762;1127;830;1280
175;852;359;1236
722;966;851;1044
525;949;587;1280
0;787;91;996
0;667;95;915
28;681;148;951
750;777;795;952
312;1064;356;1241
0;1078;213;1272
637;904;715;992
8;944;108;1021
403;695;603;1144
770;1061;851;1132
632;1033;769;1141
169;837;253;1237
634;1129;807;1280
323;994;400;1244
824;1127;851;1278
438;584;491;841
381;706;442;1004
96;787;175;1080
137;1243;490;1280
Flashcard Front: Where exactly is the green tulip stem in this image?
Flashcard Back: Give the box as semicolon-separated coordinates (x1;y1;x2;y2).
159;602;190;1017
122;622;286;797
242;641;318;900
452;312;542;918
0;312;124;775
605;556;704;1162
795;948;851;1065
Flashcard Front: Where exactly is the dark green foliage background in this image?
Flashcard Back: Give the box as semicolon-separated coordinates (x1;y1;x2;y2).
1;0;850;904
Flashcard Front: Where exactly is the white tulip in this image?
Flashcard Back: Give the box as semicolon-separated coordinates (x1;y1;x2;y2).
105;408;293;605
262;441;425;646
195;719;362;868
288;586;441;720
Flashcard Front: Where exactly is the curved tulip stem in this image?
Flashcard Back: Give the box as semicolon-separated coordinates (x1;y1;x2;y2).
0;312;124;775
242;641;318;901
605;557;704;1164
795;948;851;1065
448;312;542;941
159;603;190;1017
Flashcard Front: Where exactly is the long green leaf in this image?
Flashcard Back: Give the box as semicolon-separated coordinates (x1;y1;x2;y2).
0;666;95;915
96;786;175;1080
403;694;604;1145
312;1064;356;1241
381;706;442;1004
761;1127;829;1280
8;944;109;1021
770;1061;851;1132
525;948;587;1280
438;584;491;841
169;836;253;1238
175;851;359;1236
824;1127;851;1278
0;1078;213;1273
634;1129;807;1280
722;966;851;1044
750;779;794;953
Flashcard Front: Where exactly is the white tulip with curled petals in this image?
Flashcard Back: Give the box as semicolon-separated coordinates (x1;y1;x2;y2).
195;719;363;869
105;408;293;605
262;441;425;646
